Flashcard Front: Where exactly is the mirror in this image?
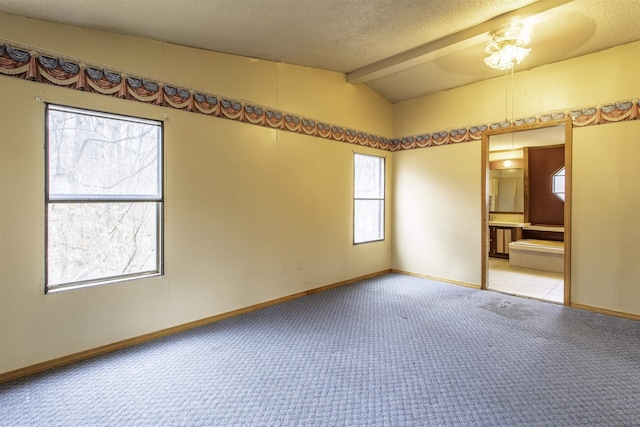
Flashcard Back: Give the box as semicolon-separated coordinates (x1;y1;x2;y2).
489;151;524;213
481;119;572;305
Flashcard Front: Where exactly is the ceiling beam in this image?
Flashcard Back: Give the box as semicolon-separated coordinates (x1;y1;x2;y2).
347;0;574;84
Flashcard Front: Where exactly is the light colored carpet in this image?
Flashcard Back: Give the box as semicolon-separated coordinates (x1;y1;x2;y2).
1;273;639;426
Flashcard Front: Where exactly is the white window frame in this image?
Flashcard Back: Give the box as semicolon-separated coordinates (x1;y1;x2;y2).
45;104;164;293
353;153;385;244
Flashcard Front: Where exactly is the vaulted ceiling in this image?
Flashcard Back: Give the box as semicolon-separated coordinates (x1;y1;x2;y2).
0;0;638;103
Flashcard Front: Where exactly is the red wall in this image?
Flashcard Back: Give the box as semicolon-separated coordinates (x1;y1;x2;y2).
527;145;565;225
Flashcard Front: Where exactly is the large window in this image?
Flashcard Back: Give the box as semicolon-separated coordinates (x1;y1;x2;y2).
354;153;385;244
45;104;163;292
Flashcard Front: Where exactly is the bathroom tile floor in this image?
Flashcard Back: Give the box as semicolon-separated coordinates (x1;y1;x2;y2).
488;257;564;304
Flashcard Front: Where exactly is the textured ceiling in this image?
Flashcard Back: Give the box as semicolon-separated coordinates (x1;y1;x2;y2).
0;0;638;103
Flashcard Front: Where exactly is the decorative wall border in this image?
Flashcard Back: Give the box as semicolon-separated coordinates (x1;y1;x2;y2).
0;41;393;150
0;40;638;152
392;100;640;151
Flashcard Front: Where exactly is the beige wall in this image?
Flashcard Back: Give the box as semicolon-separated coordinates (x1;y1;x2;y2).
0;14;393;374
392;40;640;315
394;42;640;136
572;120;640;314
1;12;639;376
392;142;482;285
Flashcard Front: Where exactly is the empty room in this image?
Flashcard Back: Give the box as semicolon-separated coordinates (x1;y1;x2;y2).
1;0;639;425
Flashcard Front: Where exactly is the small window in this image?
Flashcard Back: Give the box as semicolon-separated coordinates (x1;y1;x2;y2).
552;166;565;201
354;153;385;244
45;104;163;292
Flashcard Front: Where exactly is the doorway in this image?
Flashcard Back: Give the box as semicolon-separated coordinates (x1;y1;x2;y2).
481;119;572;305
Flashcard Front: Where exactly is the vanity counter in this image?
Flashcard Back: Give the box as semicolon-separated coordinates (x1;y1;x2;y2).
488;221;530;228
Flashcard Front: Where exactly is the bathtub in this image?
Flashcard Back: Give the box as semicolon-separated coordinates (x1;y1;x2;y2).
508;239;564;273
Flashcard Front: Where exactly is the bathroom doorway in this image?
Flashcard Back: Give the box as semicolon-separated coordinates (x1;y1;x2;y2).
481;119;572;305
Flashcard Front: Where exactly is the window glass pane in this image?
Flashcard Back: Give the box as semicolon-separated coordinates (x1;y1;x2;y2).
552;166;565;201
47;202;160;288
553;175;565;191
354;154;384;199
47;107;161;200
354;200;384;243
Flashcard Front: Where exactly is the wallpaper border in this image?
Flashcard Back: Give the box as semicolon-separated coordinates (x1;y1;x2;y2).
1;40;638;152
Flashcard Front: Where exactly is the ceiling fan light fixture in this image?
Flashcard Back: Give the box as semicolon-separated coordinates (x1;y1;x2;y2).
484;23;531;70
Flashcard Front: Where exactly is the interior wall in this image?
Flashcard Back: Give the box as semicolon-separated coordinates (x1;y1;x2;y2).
392;142;482;285
572;120;640;315
392;40;640;316
0;14;393;374
394;42;640;136
1;12;639;376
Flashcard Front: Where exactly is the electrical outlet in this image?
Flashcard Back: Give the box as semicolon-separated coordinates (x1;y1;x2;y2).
281;263;286;273
297;259;303;270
